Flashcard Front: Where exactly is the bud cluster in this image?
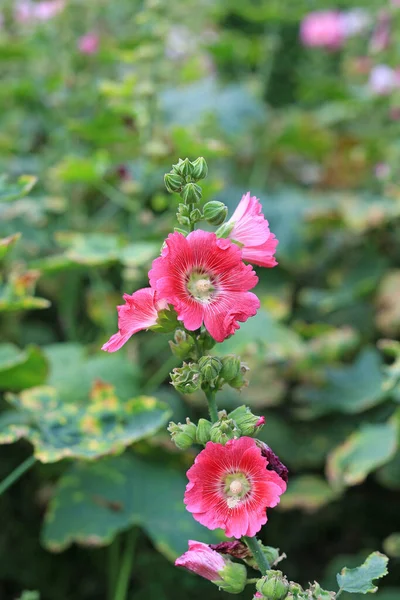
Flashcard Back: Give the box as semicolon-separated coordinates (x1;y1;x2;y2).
255;574;335;600
167;418;197;451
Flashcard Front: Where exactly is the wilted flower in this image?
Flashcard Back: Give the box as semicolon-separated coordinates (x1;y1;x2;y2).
102;288;168;352
149;230;260;342
184;437;286;538
175;540;247;593
78;33;99;55
223;192;278;268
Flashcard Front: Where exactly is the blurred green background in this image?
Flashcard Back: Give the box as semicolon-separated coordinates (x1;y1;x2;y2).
1;0;400;598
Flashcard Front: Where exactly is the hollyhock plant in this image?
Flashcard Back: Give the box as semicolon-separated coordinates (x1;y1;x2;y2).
184;437;286;539
300;11;345;49
149;230;260;342
102;287;168;352
223;192;278;268
175;540;247;593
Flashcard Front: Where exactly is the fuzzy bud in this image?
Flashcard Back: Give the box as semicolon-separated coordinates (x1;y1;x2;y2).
228;405;265;437
228;362;249;390
198;355;222;383
170;362;202;394
172;157;193;178
164;173;184;193
180;182;202;204
169;329;195;359
203;201;228;226
190;208;202;223
210;415;239;445
220;355;241;382
168;418;197;450
216;560;247;594
256;571;289;600
191;156;208;181
196;418;212;445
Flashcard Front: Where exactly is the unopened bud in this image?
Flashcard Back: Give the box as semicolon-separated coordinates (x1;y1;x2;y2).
170;362;202;394
168;418;197;450
203;201;228;226
256;571;289;600
190;208;202;223
220;355;241;382
228;363;249;390
169;329;195;359
164;173;184;193
210;416;238;445
191;156;208;181
228;405;265;437
180;182;202;204
215;560;247;594
196;418;212;445
199;355;222;383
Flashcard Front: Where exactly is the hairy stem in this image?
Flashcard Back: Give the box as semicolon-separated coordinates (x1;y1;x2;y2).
205;387;219;423
0;455;36;497
114;528;138;600
243;535;271;574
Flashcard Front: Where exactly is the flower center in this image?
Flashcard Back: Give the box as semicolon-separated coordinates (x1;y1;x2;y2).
186;271;216;302
223;473;251;509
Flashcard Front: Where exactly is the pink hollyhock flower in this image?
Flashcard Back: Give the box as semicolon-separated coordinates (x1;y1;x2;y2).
225;192;278;268
102;287;168;352
300;11;345;49
149;230;259;342
78;33;99;55
184;437;286;539
175;540;247;593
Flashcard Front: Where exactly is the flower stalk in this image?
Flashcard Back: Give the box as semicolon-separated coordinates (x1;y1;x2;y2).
243;536;271;575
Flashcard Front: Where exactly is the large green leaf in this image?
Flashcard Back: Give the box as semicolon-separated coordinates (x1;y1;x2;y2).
278;475;339;512
327;422;398;489
0;344;48;391
294;349;386;418
336;552;389;594
0;383;171;462
42;454;219;559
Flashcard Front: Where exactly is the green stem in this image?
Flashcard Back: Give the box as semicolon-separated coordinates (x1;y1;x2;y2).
243;536;271;575
336;590;343;598
0;455;36;497
246;578;260;585
205;387;218;423
114;529;138;600
108;536;121;600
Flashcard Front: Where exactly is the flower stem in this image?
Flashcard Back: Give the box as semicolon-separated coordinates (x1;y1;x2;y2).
107;535;121;600
114;528;138;600
205;387;218;423
243;535;271;574
0;455;36;497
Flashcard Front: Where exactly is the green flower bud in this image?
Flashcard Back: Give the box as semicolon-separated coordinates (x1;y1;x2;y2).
190;208;202;223
170;362;202;394
214;560;247;594
203;201;228;226
229;363;249;390
177;214;191;227
164;173;184;193
309;582;334;599
168;418;197;450
244;545;283;572
198;355;223;383
180;158;194;178
256;571;290;600
196;418;212;445
228;405;265;437
191;156;208;181
215;221;235;239
289;581;304;597
180;182;202;204
210;416;239;445
220;355;241;382
169;329;195;360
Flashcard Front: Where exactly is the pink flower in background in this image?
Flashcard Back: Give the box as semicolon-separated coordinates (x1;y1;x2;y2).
184;437;287;539
368;64;400;95
374;163;390;180
102;288;168;352
149;230;259;342
78;33;99;55
300;11;345;49
16;0;65;23
175;541;227;581
369;12;390;53
226;192;278;268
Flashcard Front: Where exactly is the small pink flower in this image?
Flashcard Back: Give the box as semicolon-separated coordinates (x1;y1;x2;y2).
149;230;260;342
368;64;399;95
175;540;227;581
102;287;167;352
16;0;65;23
300;11;345;49
184;437;286;539
226;192;278;268
78;33;99;55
